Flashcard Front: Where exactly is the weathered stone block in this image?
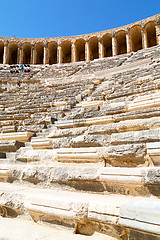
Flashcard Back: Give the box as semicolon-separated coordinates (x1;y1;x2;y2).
69;135;109;148
0;132;34;142
1;125;17;133
119;199;160;235
106;144;146;166
88;123;117;135
55;147;107;163
52;137;69;148
31;138;53;149
111;129;160;145
0;140;25;152
48;127;87;138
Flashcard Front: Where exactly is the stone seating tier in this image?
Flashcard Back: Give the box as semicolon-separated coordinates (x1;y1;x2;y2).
0;45;160;239
0;182;159;239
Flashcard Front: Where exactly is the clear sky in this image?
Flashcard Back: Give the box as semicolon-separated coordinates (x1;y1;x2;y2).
0;0;159;38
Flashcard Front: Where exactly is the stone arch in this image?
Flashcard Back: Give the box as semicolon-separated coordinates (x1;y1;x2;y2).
88;36;99;60
22;42;31;64
61;41;71;63
102;33;112;57
7;42;18;64
0;41;4;64
35;42;44;64
75;39;85;62
48;41;58;65
130;25;142;52
116;30;127;55
145;21;157;48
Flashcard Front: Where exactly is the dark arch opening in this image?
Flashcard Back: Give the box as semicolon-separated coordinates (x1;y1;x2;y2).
35;43;44;64
0;42;4;64
61;41;71;63
23;43;31;64
8;42;18;64
116;30;127;55
75;39;85;62
88;36;99;60
102;33;112;57
48;42;58;64
145;21;157;48
130;25;142;52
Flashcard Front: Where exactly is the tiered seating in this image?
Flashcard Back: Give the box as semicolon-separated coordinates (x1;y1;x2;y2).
0;46;160;240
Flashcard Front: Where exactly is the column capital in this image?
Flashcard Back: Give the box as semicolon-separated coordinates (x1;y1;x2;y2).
112;31;116;37
141;24;145;30
18;41;22;48
98;37;102;43
155;17;160;24
4;40;9;46
71;42;75;46
126;27;130;33
31;41;35;47
43;41;48;47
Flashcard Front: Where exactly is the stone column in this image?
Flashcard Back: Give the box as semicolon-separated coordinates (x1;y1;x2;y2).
141;25;148;49
85;40;90;61
112;32;117;56
3;40;8;64
71;43;76;62
57;45;62;64
31;42;35;65
18;42;23;64
43;41;48;65
126;28;131;53
98;37;104;58
155;18;160;45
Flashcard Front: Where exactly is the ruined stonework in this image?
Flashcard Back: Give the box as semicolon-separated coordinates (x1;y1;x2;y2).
0;14;160;240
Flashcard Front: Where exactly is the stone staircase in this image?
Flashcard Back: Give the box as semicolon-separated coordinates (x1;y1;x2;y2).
0;46;159;240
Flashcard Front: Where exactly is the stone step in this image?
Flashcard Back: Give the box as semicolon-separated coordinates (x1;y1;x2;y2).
1;125;17;133
31;138;53;149
55;116;113;129
18;124;46;133
0;132;34;142
0;158;15;164
0;217;111;240
55;147;107;163
0;165;159;197
15;147;57;162
0;182;159;239
0;140;25;152
147;142;160;166
6;152;16;160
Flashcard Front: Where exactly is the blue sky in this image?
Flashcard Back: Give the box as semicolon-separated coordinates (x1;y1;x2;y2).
0;0;159;38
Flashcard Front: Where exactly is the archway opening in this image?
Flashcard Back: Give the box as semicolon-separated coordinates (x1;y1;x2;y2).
88;36;99;60
102;33;112;57
116;30;127;55
8;42;18;64
23;43;31;64
61;41;71;63
75;39;85;62
130;25;142;52
0;42;4;64
48;42;57;64
145;21;157;48
35;43;44;64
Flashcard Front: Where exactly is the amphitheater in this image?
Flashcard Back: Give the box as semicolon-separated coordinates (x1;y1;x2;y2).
0;13;159;240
